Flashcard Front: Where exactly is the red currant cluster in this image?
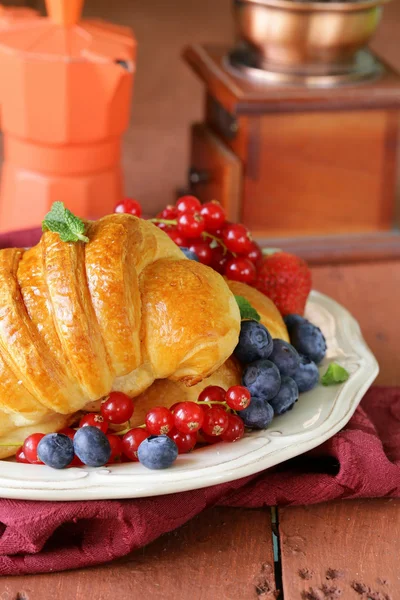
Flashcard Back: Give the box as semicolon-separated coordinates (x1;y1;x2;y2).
17;392;135;466
119;384;251;457
16;385;252;467
114;196;263;285
154;196;262;285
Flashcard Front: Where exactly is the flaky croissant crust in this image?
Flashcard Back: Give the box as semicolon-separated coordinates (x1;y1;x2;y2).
0;214;240;452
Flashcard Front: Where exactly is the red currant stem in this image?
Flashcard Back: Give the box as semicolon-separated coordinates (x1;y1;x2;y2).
201;232;236;257
113;422;147;436
197;400;231;410
149;218;177;226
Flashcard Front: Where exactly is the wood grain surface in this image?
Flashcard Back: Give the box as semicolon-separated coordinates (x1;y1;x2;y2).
279;499;400;599
0;507;277;600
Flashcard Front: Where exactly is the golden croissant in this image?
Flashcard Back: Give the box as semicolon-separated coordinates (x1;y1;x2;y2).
0;214;241;457
129;282;289;423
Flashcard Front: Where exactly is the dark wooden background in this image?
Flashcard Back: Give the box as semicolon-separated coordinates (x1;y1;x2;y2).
2;0;400;216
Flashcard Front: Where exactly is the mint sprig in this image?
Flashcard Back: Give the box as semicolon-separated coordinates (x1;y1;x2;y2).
234;295;261;322
321;363;350;386
42;202;89;243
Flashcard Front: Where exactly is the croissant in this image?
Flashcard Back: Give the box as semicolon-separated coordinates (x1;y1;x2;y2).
0;214;240;457
128;282;289;421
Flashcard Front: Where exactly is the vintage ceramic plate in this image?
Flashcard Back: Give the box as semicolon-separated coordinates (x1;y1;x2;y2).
0;291;378;501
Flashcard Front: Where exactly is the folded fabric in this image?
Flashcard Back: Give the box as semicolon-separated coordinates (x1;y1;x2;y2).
0;386;398;576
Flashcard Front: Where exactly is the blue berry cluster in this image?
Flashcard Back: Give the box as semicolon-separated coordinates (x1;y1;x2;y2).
233;314;325;429
37;427;179;471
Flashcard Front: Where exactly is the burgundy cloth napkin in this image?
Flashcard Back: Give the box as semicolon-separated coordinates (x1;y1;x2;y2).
0;229;399;576
0;387;398;576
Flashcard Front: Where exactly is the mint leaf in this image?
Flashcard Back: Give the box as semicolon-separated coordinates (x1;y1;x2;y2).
321;363;350;386
42;202;89;243
43;201;65;225
234;295;261;322
209;239;219;249
262;247;282;256
64;208;89;242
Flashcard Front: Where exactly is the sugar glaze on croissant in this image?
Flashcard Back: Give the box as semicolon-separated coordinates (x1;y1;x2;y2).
0;214;240;457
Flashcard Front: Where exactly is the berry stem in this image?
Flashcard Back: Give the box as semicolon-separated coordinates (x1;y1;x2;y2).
113;422;147;436
197;400;232;410
149;218;177;226
201;232;235;257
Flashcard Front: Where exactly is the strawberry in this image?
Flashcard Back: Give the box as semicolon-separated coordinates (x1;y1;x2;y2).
255;252;311;316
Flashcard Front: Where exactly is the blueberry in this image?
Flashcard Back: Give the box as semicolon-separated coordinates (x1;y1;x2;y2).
269;339;300;377
180;247;199;261
138;435;178;470
239;397;274;429
234;320;273;364
269;377;299;415
293;354;320;393
242;359;281;401
284;314;306;333
290;321;327;364
73;426;111;467
37;433;74;469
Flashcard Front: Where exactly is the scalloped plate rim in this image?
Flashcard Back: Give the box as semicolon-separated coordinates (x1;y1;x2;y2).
0;290;379;501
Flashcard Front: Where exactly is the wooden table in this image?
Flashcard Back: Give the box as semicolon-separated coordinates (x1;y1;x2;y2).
2;260;400;599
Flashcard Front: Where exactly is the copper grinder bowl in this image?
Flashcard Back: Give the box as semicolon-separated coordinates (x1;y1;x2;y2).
233;0;389;74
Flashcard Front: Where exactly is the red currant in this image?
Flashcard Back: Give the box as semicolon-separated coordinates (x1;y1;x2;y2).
173;401;204;434
221;415;245;442
198;385;226;404
114;198;142;217
156;205;178;220
79;413;109;434
15;447;30;464
213;222;230;238
225;386;251;411
210;246;233;275
177;213;205;239
200;431;222;445
106;434;123;463
188;241;212;265
243;241;263;267
59;427;76;440
222;224;253;254
101;392;134;424
169;429;197;453
225;257;257;284
122;428;149;461
166;227;188;247
200;201;226;232
23;433;45;464
145;407;175;435
202;406;229;436
175;195;202;214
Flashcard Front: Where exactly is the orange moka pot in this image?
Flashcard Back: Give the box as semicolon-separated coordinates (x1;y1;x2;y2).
0;0;136;232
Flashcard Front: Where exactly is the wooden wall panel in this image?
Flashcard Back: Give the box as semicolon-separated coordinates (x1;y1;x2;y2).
1;0;399;218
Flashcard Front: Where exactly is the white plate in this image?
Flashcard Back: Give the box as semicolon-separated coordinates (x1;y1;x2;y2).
0;291;378;501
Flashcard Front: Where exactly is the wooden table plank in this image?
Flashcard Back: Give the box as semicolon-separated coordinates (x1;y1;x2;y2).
278;499;400;600
312;260;400;386
1;507;276;600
